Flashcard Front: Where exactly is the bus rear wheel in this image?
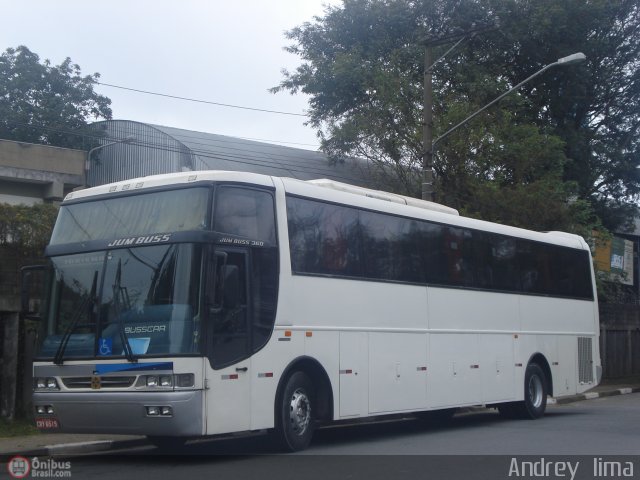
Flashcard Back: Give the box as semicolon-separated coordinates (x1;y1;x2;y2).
512;363;547;419
275;371;315;452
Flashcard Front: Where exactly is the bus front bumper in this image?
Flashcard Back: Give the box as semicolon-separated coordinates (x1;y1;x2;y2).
32;390;204;437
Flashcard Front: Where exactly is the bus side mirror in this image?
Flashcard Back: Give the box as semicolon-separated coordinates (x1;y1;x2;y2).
21;265;45;321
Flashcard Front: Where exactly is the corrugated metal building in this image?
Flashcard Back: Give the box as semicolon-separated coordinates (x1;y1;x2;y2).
87;120;374;187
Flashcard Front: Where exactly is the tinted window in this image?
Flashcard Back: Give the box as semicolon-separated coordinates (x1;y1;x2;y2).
51;187;209;244
414;221;447;284
210;251;249;368
214;187;276;245
286;195;593;300
288;198;360;277
468;233;519;291
250;249;279;352
360;210;421;282
518;242;592;299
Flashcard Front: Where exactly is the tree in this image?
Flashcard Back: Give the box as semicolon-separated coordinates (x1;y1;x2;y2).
0;203;58;257
0;45;112;149
272;0;640;233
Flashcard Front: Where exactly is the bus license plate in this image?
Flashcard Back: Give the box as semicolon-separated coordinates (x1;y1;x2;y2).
36;417;60;430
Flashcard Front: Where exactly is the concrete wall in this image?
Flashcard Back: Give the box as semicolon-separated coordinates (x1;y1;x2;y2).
0;139;86;419
0;139;85;203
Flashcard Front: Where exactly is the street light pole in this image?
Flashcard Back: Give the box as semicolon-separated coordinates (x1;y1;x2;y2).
85;135;136;186
421;52;586;201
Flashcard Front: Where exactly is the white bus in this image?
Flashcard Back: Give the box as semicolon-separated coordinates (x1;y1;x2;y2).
27;170;601;451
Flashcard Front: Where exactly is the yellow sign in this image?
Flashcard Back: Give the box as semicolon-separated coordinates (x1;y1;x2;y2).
593;232;634;285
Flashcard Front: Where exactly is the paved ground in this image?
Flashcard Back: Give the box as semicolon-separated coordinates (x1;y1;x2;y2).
1;378;639;457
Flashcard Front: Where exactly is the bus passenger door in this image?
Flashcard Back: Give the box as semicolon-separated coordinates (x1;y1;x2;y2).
206;248;252;435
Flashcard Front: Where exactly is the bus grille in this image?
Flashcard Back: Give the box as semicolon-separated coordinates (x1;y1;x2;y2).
62;376;136;389
578;337;594;384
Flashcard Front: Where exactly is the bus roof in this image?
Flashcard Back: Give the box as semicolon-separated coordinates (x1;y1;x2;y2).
64;170;589;251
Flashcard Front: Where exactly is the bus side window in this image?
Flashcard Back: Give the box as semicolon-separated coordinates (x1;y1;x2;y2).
209;251;250;368
214;187;276;245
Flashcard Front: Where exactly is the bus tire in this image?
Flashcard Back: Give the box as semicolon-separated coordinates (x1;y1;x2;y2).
275;371;315;452
513;363;547;419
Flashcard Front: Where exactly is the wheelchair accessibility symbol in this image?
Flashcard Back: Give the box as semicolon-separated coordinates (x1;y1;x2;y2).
98;338;113;356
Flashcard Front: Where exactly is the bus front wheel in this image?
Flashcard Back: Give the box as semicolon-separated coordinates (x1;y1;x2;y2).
275;371;315;452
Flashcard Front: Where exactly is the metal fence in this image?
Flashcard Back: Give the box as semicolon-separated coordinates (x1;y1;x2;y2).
599;303;640;378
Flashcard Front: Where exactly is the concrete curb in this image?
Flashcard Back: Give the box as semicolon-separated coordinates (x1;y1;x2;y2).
3;438;148;458
550;386;640;405
3;387;639;457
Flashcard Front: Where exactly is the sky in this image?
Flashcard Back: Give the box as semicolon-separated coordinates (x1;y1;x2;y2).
0;0;340;150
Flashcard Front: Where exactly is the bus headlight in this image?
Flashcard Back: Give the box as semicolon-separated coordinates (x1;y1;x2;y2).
146;406;160;416
138;373;195;389
145;375;172;388
35;377;59;390
136;373;196;390
35;405;55;415
146;406;173;417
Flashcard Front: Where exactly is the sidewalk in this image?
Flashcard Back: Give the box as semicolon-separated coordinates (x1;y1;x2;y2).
1;379;639;457
0;433;146;457
548;377;640;404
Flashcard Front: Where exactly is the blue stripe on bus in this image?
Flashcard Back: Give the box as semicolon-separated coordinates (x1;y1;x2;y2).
94;362;173;374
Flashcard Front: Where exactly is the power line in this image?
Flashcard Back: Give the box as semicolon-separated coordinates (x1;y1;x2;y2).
96;81;309;117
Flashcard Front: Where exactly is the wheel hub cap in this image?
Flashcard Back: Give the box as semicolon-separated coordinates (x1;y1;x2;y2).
289;388;311;435
528;375;543;409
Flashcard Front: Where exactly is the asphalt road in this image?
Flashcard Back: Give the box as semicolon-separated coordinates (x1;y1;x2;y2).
15;394;640;480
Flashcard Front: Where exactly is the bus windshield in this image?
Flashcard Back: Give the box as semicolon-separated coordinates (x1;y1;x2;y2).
37;244;203;360
50;187;209;245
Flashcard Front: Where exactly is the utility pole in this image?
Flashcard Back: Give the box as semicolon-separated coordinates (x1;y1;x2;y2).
421;24;499;202
422;46;434;202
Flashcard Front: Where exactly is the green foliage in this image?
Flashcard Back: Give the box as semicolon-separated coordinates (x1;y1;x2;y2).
0;203;58;256
0;45;112;149
0;417;38;438
273;0;640;233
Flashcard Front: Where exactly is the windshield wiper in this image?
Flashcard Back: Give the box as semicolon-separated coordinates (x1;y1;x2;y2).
54;271;98;365
112;259;137;363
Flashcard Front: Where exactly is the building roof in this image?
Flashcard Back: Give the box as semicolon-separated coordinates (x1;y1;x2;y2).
149;124;374;187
